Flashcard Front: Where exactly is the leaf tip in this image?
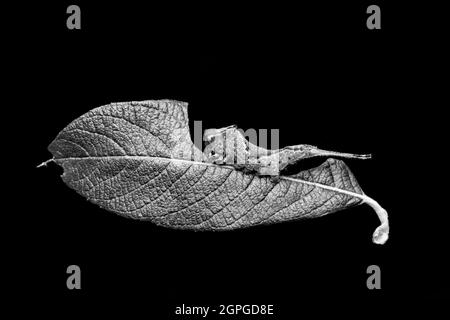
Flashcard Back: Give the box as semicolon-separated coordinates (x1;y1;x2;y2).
372;224;389;245
37;158;54;168
363;196;389;245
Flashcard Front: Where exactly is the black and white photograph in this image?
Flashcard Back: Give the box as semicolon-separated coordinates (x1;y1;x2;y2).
7;1;448;318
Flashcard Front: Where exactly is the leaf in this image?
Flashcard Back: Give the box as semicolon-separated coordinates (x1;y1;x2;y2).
40;100;389;244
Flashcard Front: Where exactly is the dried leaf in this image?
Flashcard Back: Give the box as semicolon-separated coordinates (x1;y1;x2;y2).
39;100;389;244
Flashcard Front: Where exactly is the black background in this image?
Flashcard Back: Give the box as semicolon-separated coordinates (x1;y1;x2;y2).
11;0;448;318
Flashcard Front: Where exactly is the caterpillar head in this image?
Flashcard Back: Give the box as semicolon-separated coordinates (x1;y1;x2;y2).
203;125;237;164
